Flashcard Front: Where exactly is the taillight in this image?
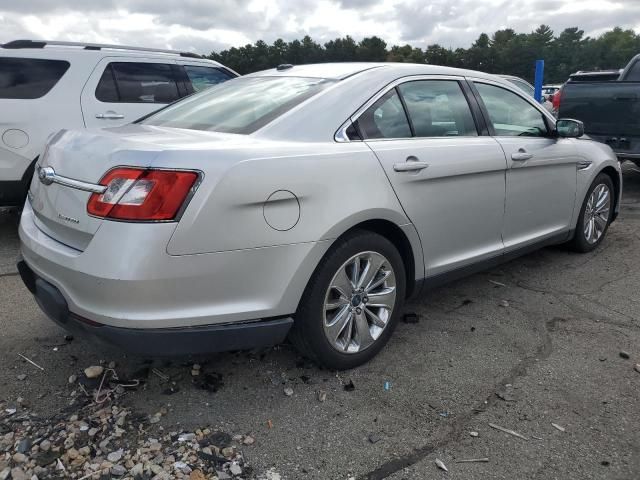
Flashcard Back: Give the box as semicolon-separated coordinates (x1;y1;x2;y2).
553;89;561;111
87;167;199;221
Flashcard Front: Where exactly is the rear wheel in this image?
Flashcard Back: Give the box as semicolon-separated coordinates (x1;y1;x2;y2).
290;230;406;370
569;173;614;252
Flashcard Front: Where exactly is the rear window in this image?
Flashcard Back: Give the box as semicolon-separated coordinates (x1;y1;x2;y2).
625;61;640;81
141;76;333;134
0;57;70;99
96;62;180;104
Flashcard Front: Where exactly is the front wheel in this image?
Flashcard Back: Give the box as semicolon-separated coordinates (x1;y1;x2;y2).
569;173;614;253
290;230;406;370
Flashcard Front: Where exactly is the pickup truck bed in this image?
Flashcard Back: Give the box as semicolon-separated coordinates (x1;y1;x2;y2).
558;81;640;163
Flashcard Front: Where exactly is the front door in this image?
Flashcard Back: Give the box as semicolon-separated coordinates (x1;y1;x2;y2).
358;78;508;276
81;58;182;128
472;81;578;250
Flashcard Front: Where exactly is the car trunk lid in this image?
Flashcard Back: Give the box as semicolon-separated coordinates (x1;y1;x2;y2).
28;125;244;251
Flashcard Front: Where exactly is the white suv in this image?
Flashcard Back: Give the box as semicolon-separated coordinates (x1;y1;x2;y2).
0;40;237;206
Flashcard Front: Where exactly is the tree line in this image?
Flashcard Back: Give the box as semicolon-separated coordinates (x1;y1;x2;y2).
209;26;640;83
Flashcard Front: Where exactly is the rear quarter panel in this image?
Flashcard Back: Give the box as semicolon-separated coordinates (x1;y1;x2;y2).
166;142;413;255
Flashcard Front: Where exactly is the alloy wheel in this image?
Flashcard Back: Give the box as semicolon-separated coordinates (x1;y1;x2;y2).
583;183;611;244
323;251;397;354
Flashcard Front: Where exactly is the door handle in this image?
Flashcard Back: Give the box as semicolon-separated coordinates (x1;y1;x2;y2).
511;150;533;161
95;112;125;120
393;157;430;172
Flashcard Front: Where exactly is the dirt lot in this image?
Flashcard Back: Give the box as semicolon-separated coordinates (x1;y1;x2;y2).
1;164;639;479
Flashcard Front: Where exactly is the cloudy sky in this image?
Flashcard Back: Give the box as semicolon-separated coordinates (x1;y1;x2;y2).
0;0;639;54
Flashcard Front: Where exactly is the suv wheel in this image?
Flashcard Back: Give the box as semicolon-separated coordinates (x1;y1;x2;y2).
290;230;406;370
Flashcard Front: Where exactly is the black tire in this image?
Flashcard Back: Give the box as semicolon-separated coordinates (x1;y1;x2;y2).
569;173;615;253
289;230;406;370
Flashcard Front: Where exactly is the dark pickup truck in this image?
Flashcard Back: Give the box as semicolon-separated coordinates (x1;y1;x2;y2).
558;54;640;165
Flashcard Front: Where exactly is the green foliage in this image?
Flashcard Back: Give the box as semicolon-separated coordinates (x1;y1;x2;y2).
210;26;640;82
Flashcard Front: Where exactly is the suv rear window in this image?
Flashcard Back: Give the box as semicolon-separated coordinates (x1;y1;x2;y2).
141;76;333;134
184;65;234;92
96;62;180;104
0;58;70;99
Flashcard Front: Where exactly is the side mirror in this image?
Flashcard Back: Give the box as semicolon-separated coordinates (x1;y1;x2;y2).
556;118;585;138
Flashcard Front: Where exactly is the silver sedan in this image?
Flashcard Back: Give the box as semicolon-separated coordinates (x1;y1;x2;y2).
19;62;621;369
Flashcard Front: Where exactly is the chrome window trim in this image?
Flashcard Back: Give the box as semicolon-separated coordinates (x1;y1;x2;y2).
334;74;472;143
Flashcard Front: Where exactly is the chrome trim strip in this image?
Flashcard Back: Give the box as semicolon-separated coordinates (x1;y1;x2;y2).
37;166;107;194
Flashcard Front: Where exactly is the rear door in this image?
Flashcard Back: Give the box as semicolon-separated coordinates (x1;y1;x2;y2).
358;77;507;276
81;58;182;128
472;80;578;250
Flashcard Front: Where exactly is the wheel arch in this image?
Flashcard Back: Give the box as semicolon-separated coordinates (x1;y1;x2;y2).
321;218;423;299
599;165;621;220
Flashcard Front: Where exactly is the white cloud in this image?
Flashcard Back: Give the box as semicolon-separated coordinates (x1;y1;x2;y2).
0;0;639;54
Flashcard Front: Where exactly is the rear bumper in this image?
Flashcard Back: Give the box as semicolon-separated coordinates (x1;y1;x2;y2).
18;259;293;356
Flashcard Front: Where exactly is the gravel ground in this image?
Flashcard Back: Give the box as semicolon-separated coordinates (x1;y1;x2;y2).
1;163;639;479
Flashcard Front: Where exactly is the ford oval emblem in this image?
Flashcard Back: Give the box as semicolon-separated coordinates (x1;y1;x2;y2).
38;166;55;186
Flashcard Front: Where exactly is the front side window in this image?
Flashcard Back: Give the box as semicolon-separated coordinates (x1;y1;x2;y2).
356;89;411;139
141;76;333;134
96;62;180;104
475;83;549;137
398;80;477;137
0;58;70;99
183;65;234;92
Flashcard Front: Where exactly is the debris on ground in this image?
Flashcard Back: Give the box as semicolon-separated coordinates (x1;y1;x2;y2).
470;431;479;437
17;353;45;372
368;433;382;444
634;364;640;373
317;390;327;402
0;363;254;479
499;300;510;308
16;374;26;381
619;351;630;360
403;312;419;324
283;387;294;397
193;371;224;392
552;423;566;432
489;280;506;287
456;458;489;463
83;365;104;379
435;458;448;472
344;379;356;392
488;422;528;440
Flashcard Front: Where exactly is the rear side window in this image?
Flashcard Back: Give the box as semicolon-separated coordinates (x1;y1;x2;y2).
356;89;412;139
0;58;70;99
183;65;234;92
398;80;477;137
96;62;180;104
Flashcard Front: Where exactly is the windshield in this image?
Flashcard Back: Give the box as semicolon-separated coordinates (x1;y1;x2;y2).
141;76;333;134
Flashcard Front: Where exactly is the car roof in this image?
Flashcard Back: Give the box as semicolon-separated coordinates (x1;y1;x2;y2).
0;39;227;67
248;62;511;82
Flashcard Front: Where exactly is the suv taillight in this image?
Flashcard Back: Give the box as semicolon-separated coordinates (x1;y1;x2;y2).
552;88;562;111
87;167;199;221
